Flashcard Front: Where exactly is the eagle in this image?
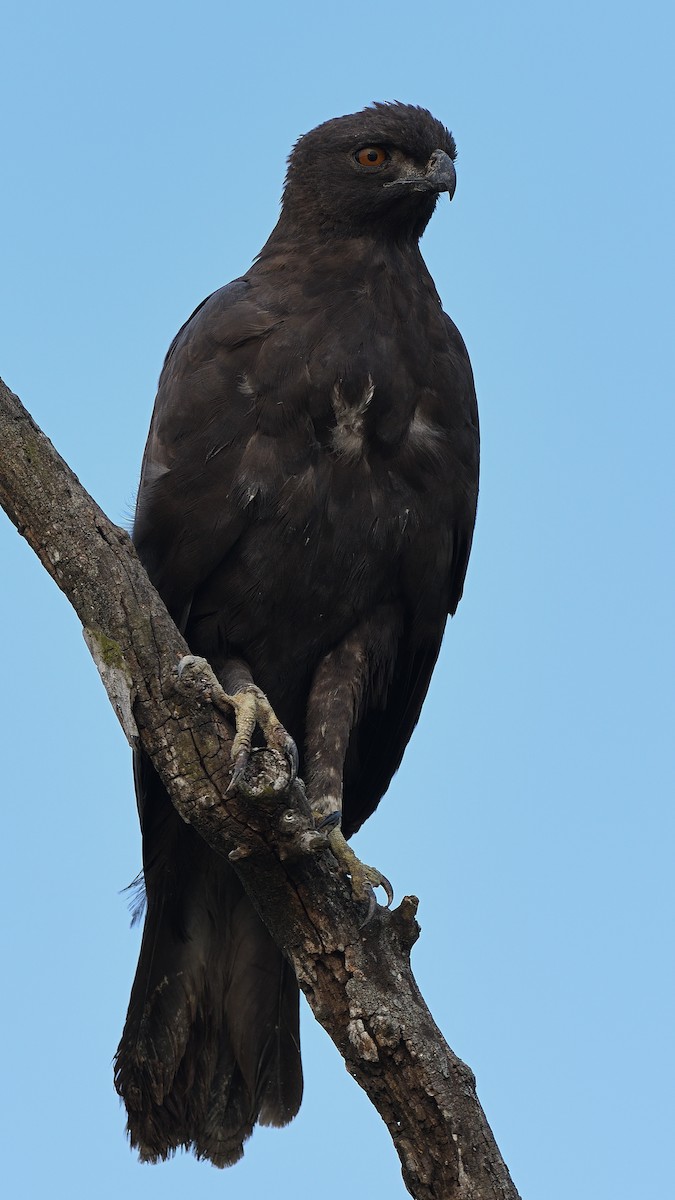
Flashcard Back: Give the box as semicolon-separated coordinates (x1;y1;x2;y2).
115;101;479;1167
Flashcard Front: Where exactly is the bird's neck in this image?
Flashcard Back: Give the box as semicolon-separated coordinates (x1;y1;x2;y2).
255;217;428;278
258;209;427;258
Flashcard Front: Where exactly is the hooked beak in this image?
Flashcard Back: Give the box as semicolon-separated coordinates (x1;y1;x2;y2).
424;149;457;199
383;148;457;200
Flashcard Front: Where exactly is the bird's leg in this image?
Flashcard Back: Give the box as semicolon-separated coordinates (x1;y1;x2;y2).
304;634;393;914
225;686;299;792
190;656;298;791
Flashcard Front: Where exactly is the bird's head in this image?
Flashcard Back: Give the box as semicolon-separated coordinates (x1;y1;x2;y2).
279;102;457;243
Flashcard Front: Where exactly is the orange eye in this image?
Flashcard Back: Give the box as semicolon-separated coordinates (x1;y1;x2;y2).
355;146;388;168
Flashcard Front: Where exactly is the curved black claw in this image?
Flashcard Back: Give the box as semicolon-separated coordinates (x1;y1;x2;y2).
360;887;379;929
371;869;394;910
226;749;251;796
316;810;342;834
283;734;299;783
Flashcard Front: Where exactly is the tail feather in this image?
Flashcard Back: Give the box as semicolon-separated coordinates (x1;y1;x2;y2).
258;958;304;1127
192;1043;255;1167
115;765;302;1165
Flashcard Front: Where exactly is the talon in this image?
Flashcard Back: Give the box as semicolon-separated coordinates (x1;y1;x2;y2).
360;887;378;928
284;735;299;782
326;828;394;911
221;684;297;792
226;750;250;795
316;810;342;833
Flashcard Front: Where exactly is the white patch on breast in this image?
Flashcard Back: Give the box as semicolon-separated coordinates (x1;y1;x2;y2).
407;411;448;467
408;411;446;444
330;375;375;459
238;372;256;398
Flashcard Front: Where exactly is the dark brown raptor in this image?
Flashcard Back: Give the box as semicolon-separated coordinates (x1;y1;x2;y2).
115;101;479;1167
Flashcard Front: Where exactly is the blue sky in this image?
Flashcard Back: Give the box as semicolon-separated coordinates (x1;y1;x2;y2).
1;2;673;1197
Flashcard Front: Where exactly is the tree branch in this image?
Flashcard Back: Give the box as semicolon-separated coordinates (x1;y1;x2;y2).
0;374;521;1200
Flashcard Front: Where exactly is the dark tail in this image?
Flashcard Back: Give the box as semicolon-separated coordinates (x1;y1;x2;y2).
114;762;302;1166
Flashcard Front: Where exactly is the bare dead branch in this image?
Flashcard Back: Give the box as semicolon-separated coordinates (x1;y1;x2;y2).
0;374;521;1200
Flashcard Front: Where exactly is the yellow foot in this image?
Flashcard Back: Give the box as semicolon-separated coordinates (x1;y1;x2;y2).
327;827;394;919
212;683;297;792
176;658;297;791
